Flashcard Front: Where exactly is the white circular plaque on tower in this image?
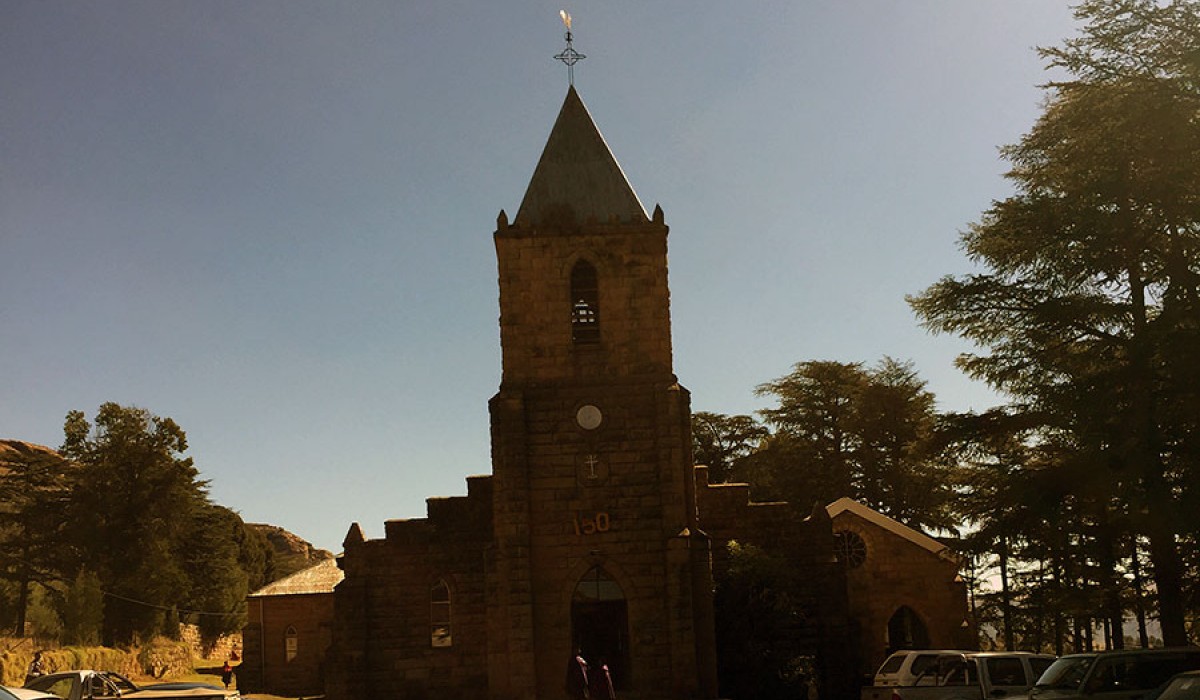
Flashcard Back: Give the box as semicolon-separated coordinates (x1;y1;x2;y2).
576;404;603;430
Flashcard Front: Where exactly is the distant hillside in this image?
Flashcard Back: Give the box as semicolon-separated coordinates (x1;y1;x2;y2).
248;523;334;581
0;439;64;468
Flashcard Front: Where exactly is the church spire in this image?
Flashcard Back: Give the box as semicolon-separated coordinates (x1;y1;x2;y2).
514;86;648;228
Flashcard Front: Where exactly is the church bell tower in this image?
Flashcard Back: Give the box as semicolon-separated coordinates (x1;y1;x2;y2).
486;86;719;699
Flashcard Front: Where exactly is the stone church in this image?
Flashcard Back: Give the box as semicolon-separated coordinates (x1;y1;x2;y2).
239;84;969;700
325;83;729;700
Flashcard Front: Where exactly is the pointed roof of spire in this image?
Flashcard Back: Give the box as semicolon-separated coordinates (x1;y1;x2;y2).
515;86;648;227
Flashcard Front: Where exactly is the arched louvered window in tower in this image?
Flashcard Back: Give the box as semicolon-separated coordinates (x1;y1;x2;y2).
570;260;600;344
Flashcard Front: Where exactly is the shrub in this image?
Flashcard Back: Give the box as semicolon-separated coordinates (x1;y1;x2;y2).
137;637;193;679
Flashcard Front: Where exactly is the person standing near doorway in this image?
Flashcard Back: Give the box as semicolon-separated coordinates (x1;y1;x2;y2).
588;656;615;700
565;648;589;699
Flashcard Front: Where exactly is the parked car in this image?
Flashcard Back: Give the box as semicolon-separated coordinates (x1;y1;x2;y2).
864;651;1055;700
1030;647;1200;699
4;688;60;700
25;671;239;700
871;650;977;687
1143;669;1200;700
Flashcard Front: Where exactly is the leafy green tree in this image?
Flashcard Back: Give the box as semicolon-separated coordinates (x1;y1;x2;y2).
236;519;275;593
751;358;953;531
60;403;208;644
25;582;63;643
691;412;768;484
60;569;104;646
0;442;73;635
181;504;252;643
910;0;1200;645
714;541;816;700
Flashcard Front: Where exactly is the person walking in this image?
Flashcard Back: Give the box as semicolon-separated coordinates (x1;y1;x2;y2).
588;656;615;700
221;659;234;690
565;648;589;699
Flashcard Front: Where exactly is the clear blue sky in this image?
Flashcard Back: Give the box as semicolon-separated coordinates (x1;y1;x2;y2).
2;1;1081;553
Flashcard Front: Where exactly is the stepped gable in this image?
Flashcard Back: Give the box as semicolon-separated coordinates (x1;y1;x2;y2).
375;474;494;544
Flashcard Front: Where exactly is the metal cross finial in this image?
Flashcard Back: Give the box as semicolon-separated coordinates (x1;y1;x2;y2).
554;10;585;85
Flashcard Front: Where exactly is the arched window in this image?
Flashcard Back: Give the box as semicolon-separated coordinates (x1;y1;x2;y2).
572;567;630;688
887;606;930;652
284;625;298;662
570;260;600;344
431;579;452;647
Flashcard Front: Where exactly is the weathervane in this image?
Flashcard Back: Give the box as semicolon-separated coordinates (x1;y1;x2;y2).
554;10;586;85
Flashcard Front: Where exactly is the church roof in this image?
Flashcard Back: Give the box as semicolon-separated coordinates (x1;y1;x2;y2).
248;557;344;597
515;85;648;227
826;497;958;562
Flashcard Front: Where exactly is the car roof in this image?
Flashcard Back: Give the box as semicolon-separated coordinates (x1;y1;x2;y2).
6;688;60;700
1059;647;1200;658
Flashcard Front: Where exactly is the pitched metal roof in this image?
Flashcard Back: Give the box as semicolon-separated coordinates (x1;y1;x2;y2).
248;557;343;597
514;85;648;227
827;497;958;562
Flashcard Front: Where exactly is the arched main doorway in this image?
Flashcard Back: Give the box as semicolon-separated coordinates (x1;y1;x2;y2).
571;566;630;688
887;605;930;652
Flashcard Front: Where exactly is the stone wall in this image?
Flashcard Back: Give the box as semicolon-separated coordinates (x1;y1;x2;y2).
177;623;240;662
325;476;493;700
240;592;335;697
832;509;972;676
694;467;860;699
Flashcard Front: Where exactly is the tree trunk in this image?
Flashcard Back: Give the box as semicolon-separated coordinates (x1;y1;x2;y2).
1130;539;1150;647
14;575;28;637
1145;520;1187;645
1126;256;1189;647
1098;516;1124;650
999;539;1014;650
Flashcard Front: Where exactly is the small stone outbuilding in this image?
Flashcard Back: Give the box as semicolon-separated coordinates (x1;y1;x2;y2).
239;558;343;698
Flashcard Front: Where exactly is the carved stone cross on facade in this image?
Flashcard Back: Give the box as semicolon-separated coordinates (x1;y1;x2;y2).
583;453;600;479
577;452;607;485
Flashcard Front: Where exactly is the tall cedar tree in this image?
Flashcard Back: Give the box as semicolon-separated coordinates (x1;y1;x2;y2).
910;0;1200;645
0;444;73;635
691;412;768;485
749;358;954;533
61;403;211;644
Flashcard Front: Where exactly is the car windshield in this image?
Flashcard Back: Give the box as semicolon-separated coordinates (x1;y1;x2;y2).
101;672;139;694
1159;674;1200;700
877;654;905;675
26;675;77;698
1036;656;1096;690
0;687;20;700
